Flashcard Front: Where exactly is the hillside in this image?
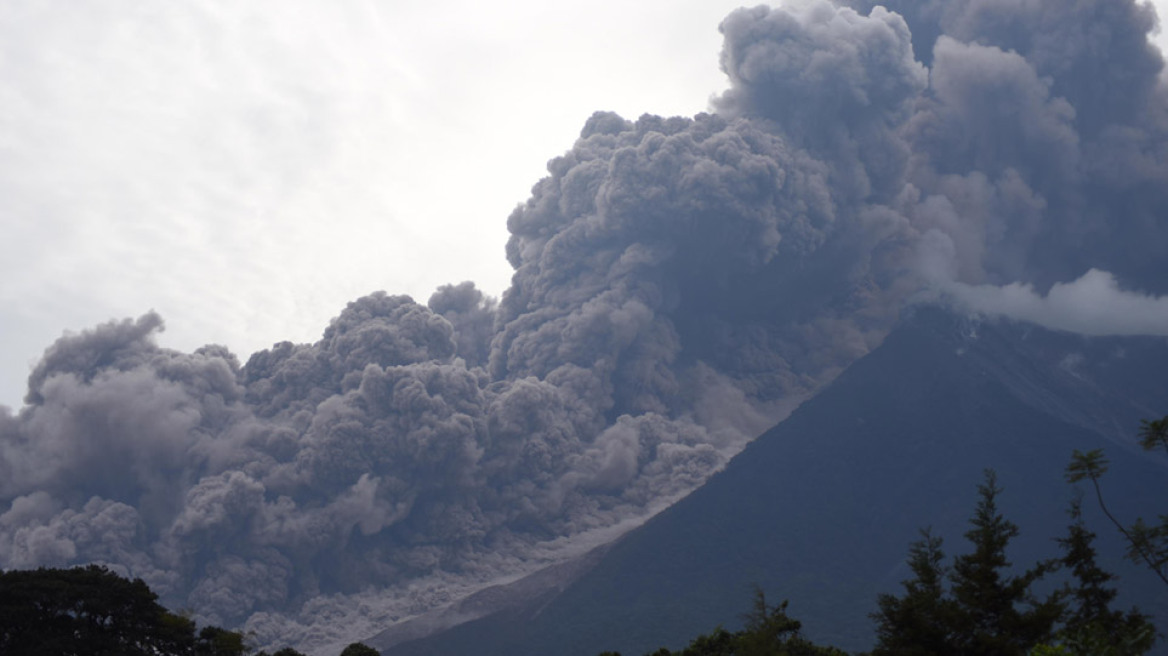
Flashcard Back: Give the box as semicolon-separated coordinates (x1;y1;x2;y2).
380;306;1168;655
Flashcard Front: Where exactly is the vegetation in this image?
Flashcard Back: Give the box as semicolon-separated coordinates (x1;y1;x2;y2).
0;564;246;655
597;461;1157;656
1067;415;1168;587
599;588;847;655
871;470;1063;655
1049;497;1156;654
871;470;1154;656
0;564;378;655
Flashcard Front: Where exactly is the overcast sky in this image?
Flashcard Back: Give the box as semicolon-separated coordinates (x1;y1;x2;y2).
2;0;1166;409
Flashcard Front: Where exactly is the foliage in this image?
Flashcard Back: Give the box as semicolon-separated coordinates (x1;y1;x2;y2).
0;565;327;656
871;470;1062;656
0;564;245;655
870;529;953;655
599;589;846;656
1052;496;1156;654
950;471;1063;654
1066;413;1168;586
873;465;1160;655
199;626;249;656
339;643;381;656
601;452;1160;656
734;588;848;656
1138;417;1168;453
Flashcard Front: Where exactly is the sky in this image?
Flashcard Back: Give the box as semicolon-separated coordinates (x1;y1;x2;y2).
2;1;1168;409
0;0;766;408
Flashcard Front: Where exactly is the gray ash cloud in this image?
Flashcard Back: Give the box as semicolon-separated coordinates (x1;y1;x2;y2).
3;0;1167;651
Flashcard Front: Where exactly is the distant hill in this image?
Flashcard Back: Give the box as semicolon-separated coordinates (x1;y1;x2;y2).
378;306;1168;655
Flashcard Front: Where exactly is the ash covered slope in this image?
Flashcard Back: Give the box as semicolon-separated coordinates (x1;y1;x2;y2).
383;306;1168;656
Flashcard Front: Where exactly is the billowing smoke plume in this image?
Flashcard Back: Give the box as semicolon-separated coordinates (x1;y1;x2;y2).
841;0;1168;295
3;0;1168;652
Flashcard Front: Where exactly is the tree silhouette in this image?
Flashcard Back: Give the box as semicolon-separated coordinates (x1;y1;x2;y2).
1067;415;1168;588
872;470;1064;656
948;471;1062;655
1047;496;1156;655
0;564;245;656
870;529;954;655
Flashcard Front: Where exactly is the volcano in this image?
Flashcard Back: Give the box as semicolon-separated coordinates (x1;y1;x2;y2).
379;306;1168;655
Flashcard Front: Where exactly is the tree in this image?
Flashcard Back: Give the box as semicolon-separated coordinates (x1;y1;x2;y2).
1045;496;1157;655
339;643;381;656
735;587;847;656
870;529;954;655
196;626;248;656
1024;493;1157;656
871;470;1063;656
625;589;845;656
1066;415;1168;587
0;565;323;656
0;564;246;656
675;627;736;656
947;471;1062;655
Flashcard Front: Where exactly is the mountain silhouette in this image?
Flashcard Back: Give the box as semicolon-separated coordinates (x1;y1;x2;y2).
378;306;1168;655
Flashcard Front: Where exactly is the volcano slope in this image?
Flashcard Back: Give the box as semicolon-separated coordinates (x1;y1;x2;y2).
381;306;1168;655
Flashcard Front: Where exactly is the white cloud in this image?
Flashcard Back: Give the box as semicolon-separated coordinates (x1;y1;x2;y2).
945;268;1168;337
1151;0;1168;57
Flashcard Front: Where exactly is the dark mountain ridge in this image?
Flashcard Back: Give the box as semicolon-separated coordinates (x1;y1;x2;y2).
380;306;1168;655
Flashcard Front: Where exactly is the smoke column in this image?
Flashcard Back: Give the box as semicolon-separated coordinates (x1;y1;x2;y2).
3;0;1168;651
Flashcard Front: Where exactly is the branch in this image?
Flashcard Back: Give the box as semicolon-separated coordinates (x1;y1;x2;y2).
1087;475;1168;587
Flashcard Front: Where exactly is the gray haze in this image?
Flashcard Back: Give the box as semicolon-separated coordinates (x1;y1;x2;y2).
3;0;1168;652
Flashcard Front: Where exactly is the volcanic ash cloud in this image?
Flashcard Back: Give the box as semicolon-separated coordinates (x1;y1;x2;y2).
3;0;1168;652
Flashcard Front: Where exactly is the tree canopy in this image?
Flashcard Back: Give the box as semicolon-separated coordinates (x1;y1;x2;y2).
871;469;1154;656
0;564;240;656
600;590;847;656
0;565;376;656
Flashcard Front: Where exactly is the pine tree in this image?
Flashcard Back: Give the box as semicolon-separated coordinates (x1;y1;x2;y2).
872;470;1066;656
870;528;954;655
947;470;1062;656
634;589;846;656
1052;496;1156;655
